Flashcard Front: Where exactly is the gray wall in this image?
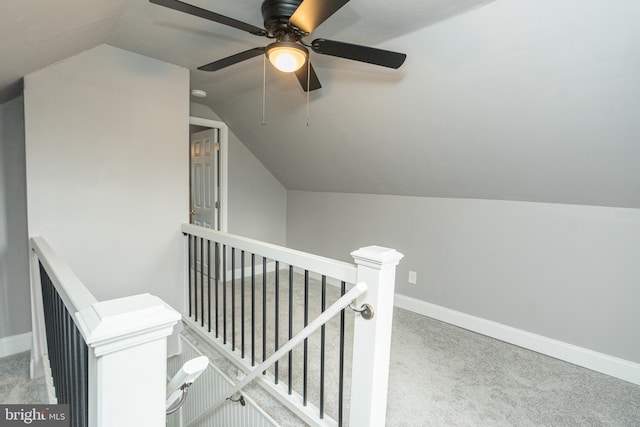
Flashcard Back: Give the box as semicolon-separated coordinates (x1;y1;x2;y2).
286;191;640;363
24;45;189;309
210;0;640;210
0;96;30;339
190;102;286;245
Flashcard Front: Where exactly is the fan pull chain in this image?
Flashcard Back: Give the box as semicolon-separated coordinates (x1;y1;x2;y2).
306;60;310;127
262;54;267;126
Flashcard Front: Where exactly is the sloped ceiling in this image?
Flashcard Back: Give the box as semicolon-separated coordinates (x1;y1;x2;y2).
2;0;639;208
0;0;128;100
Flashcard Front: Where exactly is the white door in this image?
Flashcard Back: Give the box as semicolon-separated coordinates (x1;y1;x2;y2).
190;128;219;229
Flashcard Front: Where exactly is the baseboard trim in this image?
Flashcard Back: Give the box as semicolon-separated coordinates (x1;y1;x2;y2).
0;331;32;358
394;294;640;386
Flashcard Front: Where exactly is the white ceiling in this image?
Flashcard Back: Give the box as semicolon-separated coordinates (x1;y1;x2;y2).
2;0;639;208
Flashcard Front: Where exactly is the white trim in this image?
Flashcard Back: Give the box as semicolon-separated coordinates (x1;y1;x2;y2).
394;294;640;386
77;293;181;355
349;248;403;427
0;331;32;358
189;116;229;233
77;293;181;426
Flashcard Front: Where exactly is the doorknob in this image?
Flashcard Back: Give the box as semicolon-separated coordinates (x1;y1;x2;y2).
189;209;196;216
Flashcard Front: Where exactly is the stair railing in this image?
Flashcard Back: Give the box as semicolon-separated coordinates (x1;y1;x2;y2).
189;282;368;426
181;223;403;427
29;236;181;426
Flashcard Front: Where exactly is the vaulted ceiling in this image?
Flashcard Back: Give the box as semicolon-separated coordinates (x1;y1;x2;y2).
2;0;639;208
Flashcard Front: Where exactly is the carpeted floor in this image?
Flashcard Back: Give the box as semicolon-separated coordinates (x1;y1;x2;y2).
2;305;639;426
0;351;48;404
181;301;640;426
384;308;640;426
183;268;640;426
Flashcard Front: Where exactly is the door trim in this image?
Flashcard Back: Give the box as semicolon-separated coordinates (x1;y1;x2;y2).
189;116;228;232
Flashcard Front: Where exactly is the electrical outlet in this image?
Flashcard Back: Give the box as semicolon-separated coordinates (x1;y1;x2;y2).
408;270;417;284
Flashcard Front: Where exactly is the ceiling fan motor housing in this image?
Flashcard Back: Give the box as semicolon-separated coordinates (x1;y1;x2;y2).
261;0;304;36
149;0;406;91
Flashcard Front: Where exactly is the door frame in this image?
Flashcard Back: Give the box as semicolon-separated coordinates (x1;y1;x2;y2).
189;116;228;232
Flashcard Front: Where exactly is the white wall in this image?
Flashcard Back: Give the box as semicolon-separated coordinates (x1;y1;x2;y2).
0;95;31;339
286;191;640;364
190;102;286;245
24;44;189;309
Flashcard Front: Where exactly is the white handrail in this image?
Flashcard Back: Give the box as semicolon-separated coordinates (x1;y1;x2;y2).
29;236;99;380
186;282;369;426
30;236;181;426
30;236;98;313
182;223;357;284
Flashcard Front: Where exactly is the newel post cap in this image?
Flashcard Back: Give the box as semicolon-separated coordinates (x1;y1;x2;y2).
76;293;181;357
351;245;404;270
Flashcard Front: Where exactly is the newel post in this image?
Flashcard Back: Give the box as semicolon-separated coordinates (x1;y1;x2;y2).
76;293;181;426
349;245;404;427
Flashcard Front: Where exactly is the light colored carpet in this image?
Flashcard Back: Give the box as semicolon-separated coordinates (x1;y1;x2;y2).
385;308;640;426
3;279;639;426
184;268;640;426
0;351;48;404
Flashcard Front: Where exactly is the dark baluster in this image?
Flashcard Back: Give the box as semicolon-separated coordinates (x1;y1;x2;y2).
58;295;67;404
320;275;327;418
241;250;246;359
200;237;204;327
61;293;67;404
274;261;280;384
61;301;69;404
65;310;74;424
193;236;198;323
262;257;267;372
187;235;192;317
215;242;219;337
231;247;236;350
288;265;293;395
66;308;73;409
207;240;211;332
338;281;346;427
223;244;227;344
46;275;59;402
39;265;89;426
303;270;309;405
251;254;256;366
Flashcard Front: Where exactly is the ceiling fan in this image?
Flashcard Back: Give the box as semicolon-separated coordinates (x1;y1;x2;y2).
150;0;407;91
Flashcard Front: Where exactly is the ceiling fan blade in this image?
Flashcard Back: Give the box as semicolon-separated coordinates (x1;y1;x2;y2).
150;0;268;36
289;0;350;34
294;62;322;92
198;48;265;72
311;38;406;69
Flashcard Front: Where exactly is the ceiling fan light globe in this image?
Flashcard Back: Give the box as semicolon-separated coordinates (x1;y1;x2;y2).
266;43;307;73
